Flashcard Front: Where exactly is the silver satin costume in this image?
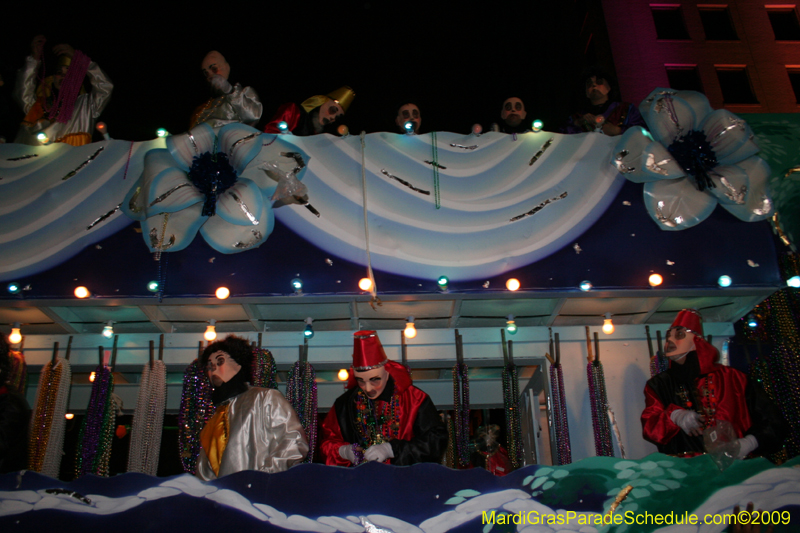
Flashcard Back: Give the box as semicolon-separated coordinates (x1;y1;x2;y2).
193;84;262;128
13;56;113;145
196;387;308;480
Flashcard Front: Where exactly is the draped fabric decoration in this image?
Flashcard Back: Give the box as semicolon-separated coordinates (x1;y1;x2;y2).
613;88;773;231
127;361;167;476
548;362;572;465
587;360;614;457
177;359;214;474
0;138;162;281
285;362;317;462
28;357;71;477
452;361;470;467
501;363;523;469
251;347;278;390
7;350;27;395
75;365;116;477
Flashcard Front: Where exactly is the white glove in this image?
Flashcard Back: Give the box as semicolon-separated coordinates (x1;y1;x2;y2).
671;409;705;436
339;444;356;463
209;74;232;95
735;435;758;459
364;442;394;463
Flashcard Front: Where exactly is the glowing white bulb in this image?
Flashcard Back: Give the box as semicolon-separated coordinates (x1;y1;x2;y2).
215;286;230;299
74;286;90;298
506;278;520;291
9;326;22;345
718;275;732;288
580;280;593;291
787;275;800;288
649;273;663;287
102;321;114;338
204;319;217;341
338;369;349;381
358;277;373;291
602;312;615;334
404;317;417;339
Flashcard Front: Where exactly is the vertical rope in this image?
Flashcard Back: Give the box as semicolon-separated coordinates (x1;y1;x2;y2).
431;132;441;209
360;132;378;299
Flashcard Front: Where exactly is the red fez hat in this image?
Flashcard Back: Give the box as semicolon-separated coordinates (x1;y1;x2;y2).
671;309;703;337
352;330;388;371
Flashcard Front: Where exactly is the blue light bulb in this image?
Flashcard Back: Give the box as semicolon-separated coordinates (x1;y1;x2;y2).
718;275;732;288
291;278;303;291
579;280;592;292
278;121;289;132
532;120;543;132
788;275;800;288
7;282;21;294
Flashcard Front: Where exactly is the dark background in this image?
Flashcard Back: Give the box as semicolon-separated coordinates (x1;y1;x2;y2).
0;2;609;142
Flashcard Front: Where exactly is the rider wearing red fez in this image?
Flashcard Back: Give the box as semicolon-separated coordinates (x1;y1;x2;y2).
641;309;784;458
321;331;447;466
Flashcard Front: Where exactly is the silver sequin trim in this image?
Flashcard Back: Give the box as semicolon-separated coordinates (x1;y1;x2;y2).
149;228;175;250
718;176;747;204
228;191;259;225
380;169;430;195
449;143;478;150
149;183;192;207
614;150;635;174
62;146;105;181
230;132;259;152
86;204;121;230
710;117;746;144
128;187;143;214
645;153;671;176
528;138;554;166
656;200;684;227
644;89;677;104
233;229;263;249
510;191;568;222
187;133;199;154
753;196;772;216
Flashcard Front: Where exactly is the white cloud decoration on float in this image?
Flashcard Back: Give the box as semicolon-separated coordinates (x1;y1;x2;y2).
122;123;275;253
611;88;773;231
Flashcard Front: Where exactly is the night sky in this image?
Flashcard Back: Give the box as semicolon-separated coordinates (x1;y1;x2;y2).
0;2;602;142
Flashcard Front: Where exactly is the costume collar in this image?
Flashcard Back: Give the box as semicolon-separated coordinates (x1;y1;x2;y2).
211;371;249;406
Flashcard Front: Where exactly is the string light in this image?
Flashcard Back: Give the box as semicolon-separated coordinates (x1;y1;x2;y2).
278;121;289;133
532;119;544;132
36;132;49;144
102;321;114;338
788;275;800;288
89;372;96;383
95;122;110;140
602;312;615;334
404;121;414;134
215;286;230;299
337;124;349;137
404;316;417;339
437;276;449;290
74;286;90;298
718;275;732;288
358;277;373;291
204;319;217;341
580;280;593;292
304;317;314;339
506;278;520;291
8;323;22;344
156;128;169;138
65;413;74;420
471;124;482;135
746;313;758;329
291;278;303;293
648;273;663;287
147;280;159;292
506;315;518;335
337;369;349;381
7;282;21;294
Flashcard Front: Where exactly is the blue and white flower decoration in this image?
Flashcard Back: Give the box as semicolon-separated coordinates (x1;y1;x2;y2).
612;88;772;230
123;123;274;253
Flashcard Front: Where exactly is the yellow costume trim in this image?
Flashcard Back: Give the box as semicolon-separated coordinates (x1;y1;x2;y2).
199;403;230;477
